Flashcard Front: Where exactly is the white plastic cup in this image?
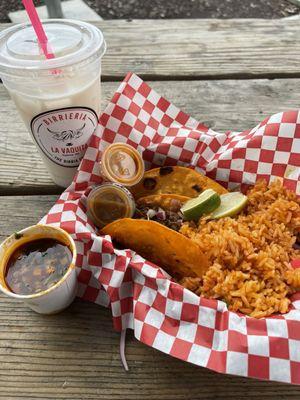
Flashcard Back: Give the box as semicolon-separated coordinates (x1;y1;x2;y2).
0;19;106;187
0;225;77;314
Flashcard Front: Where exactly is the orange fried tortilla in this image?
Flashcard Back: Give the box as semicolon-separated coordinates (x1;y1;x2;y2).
102;218;209;279
131;166;227;199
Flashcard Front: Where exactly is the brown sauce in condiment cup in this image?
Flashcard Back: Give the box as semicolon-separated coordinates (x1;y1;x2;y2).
99;143;144;186
87;183;135;228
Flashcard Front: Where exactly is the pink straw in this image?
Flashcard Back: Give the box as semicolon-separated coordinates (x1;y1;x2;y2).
22;0;55;59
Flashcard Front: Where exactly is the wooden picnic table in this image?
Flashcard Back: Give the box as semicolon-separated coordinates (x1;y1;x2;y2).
0;18;299;399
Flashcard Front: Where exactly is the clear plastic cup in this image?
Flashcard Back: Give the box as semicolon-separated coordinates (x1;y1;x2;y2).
0;19;106;187
99;143;145;187
87;183;136;228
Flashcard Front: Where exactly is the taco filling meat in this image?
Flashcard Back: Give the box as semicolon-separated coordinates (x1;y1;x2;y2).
134;205;184;231
134;196;186;231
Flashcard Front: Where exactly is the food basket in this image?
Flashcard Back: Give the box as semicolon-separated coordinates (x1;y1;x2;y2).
41;73;300;384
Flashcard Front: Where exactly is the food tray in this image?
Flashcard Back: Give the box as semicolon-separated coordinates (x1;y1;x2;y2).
41;73;300;384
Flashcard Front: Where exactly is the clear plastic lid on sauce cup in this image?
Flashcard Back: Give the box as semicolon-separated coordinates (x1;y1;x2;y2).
99;143;145;187
87;183;135;228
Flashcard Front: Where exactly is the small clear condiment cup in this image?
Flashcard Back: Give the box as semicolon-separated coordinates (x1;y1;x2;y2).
99;143;145;187
0;224;77;314
87;182;136;228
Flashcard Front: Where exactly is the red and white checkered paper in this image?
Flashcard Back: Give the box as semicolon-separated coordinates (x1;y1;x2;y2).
41;73;300;384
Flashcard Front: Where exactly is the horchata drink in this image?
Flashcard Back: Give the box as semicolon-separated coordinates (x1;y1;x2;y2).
0;20;106;187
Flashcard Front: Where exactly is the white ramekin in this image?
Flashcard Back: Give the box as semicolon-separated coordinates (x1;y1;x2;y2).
0;224;77;314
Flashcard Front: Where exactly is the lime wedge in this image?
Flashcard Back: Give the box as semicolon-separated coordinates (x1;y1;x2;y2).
210;192;248;219
181;189;221;220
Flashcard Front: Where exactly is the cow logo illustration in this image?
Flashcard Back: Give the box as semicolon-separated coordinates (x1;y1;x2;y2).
47;123;86;146
31;107;98;167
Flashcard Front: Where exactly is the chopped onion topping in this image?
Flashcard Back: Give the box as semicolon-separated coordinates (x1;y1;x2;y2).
146;209;157;220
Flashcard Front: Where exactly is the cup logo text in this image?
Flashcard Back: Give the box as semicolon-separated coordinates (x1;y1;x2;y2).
31;107;98;167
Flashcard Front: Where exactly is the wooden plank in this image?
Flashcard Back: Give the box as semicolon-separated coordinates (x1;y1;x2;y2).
0;196;58;240
0;195;299;399
0;78;299;195
1;19;299;80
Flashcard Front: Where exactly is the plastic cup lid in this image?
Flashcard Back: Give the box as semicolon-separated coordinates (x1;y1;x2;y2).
0;19;106;75
87;183;135;228
100;143;145;187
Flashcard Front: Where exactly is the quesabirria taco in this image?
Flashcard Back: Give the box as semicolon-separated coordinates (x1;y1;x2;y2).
102;167;228;279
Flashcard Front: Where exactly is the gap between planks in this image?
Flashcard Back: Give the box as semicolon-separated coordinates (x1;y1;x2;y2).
101;72;300;83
